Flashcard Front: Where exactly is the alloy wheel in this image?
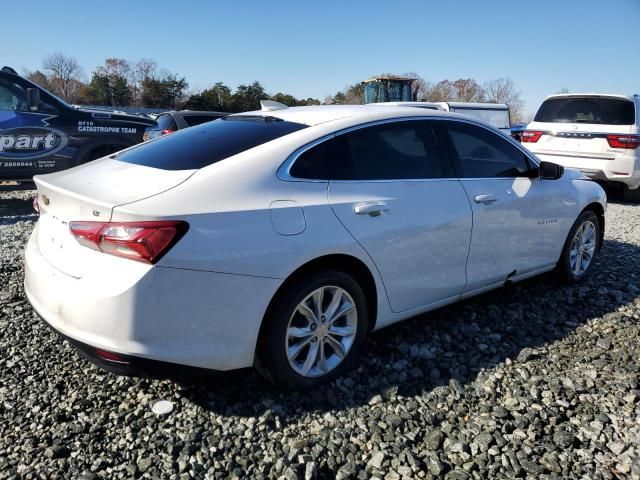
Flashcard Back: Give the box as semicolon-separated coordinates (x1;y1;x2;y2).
569;220;597;276
285;285;358;378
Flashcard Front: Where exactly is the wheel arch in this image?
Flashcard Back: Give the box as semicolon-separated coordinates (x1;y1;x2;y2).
582;201;605;250
256;254;379;354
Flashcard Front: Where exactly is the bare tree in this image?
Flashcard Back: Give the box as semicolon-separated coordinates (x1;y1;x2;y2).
97;57;131;78
453;78;485;102
401;72;428;101
422;80;456;102
42;53;83;102
484;78;525;122
130;58;157;106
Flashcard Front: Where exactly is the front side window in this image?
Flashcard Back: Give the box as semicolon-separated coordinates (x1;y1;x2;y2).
444;121;530;178
0;77;27;112
290;121;446;180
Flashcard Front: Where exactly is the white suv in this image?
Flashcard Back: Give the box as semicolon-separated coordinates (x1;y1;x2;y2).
523;94;640;201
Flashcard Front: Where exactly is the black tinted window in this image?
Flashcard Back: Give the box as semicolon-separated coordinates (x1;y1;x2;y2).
445;121;529;178
291;122;445;180
0;77;27;111
183;114;225;127
115;116;307;170
534;97;635;125
338;122;444;180
156;114;178;131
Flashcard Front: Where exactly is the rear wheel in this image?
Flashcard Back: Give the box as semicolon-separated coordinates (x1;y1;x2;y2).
256;271;369;389
558;210;601;283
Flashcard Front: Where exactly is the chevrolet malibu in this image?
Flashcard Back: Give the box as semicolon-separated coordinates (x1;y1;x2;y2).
25;103;606;388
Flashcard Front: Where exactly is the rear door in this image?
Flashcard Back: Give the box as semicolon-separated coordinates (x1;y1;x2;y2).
325;120;472;313
525;96;635;160
438;119;571;291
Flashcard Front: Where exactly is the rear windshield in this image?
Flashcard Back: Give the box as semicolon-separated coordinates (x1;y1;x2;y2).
156;114;178;131
114;116;307;170
534;97;635;125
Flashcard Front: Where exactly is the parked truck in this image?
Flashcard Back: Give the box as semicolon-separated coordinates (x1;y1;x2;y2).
0;66;156;184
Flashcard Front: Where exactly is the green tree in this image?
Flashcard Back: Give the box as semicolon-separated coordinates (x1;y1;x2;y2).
111;75;131;106
184;82;232;111
142;73;188;109
270;92;300;107
332;92;346;104
230;81;266;112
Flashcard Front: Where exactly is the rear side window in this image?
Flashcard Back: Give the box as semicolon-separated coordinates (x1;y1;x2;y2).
156;114;178;131
534;97;635;125
291;121;446;180
115;116;307;170
183;114;225;127
445;121;530;178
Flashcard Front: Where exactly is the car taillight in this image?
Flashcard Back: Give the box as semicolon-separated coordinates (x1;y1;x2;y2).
33;194;39;213
69;221;188;264
161;129;175;135
606;134;640;149
521;130;544;143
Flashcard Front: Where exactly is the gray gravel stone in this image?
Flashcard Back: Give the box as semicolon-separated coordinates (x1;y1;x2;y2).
2;193;640;479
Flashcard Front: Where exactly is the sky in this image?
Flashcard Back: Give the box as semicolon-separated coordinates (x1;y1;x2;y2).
4;0;639;116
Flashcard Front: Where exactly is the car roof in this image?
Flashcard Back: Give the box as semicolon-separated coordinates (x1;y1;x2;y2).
543;93;635;102
231;104;459;127
374;101;509;110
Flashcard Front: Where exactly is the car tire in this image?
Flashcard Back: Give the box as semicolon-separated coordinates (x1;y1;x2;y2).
255;271;369;389
558;210;601;284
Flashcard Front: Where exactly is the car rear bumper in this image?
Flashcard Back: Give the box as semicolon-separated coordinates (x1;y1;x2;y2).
24;224;280;372
535;153;640;189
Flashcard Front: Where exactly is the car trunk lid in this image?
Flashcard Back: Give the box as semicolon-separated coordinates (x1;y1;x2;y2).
34;158;194;278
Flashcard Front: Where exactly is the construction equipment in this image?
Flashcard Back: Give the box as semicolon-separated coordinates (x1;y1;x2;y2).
362;76;416;104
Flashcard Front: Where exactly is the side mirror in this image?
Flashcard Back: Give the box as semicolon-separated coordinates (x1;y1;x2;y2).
539;161;564;180
26;88;40;111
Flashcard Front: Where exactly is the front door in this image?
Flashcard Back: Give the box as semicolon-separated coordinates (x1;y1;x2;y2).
438;120;571;291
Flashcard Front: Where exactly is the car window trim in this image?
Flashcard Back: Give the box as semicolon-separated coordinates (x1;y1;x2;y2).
280;116;466;183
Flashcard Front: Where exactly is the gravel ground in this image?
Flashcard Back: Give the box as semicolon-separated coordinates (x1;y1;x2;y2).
1;190;639;480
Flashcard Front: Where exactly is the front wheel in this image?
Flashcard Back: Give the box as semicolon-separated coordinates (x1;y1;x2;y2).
558;210;601;283
256;271;369;389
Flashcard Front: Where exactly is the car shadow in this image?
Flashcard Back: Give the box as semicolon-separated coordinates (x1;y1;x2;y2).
174;237;639;420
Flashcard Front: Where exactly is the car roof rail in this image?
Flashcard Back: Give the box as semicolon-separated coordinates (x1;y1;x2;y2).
260;100;288;112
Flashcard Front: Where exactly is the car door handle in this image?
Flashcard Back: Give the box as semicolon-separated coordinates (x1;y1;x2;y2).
354;202;389;217
473;194;498;205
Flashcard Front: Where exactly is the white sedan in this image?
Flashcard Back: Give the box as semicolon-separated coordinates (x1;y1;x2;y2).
24;104;606;388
